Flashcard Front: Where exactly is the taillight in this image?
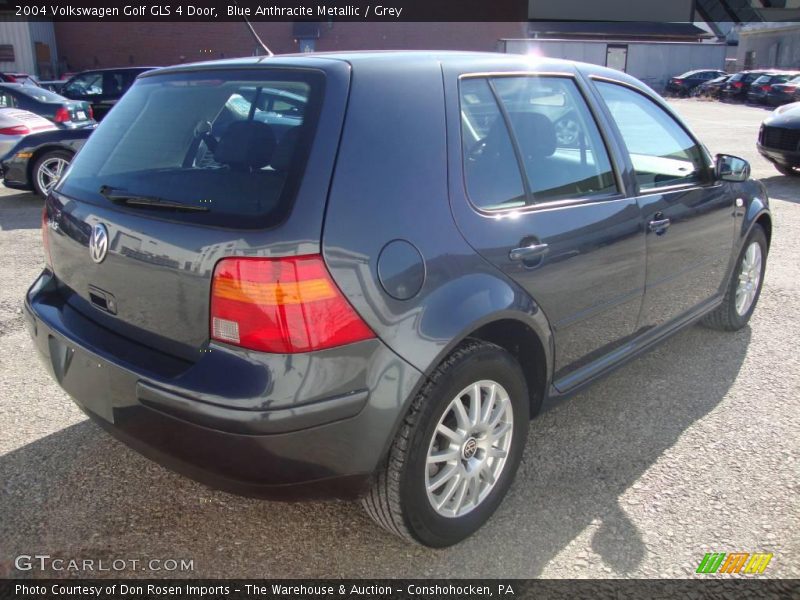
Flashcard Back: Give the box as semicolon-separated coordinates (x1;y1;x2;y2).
784;85;797;92
210;255;375;353
733;81;744;89
761;85;772;92
41;204;53;269
54;107;70;123
0;125;30;135
87;105;94;120
673;79;683;85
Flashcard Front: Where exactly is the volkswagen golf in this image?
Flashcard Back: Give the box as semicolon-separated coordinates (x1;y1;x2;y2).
26;52;771;547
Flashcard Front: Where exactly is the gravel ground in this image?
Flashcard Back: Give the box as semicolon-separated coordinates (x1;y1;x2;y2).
0;99;798;579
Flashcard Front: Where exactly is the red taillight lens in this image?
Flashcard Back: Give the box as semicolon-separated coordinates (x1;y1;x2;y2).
0;125;30;135
673;79;683;85
41;204;53;268
733;81;744;89
87;105;94;120
210;255;375;353
54;107;70;123
761;85;772;92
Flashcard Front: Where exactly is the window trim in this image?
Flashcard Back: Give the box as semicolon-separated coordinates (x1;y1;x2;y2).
457;72;626;216
589;75;716;195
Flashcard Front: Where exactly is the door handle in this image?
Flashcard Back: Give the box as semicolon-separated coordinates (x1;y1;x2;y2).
509;243;549;262
648;218;671;233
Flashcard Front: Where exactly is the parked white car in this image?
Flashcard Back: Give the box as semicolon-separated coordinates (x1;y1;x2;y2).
0;108;57;157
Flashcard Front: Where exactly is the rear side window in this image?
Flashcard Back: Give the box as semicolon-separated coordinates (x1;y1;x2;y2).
459;75;617;211
58;69;324;228
459;78;526;210
595;81;709;192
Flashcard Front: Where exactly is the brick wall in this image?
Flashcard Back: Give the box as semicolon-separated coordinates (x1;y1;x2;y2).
54;22;526;71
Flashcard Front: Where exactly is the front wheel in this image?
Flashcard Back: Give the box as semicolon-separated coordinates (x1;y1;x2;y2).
362;341;530;547
702;225;767;331
32;150;72;197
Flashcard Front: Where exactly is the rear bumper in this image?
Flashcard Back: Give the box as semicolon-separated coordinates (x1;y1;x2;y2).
25;271;424;499
757;143;800;168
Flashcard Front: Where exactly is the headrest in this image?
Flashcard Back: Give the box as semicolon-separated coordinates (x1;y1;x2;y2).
506;112;557;159
213;120;276;170
270;126;300;173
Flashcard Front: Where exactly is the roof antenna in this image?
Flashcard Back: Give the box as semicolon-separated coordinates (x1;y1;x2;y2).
237;2;273;56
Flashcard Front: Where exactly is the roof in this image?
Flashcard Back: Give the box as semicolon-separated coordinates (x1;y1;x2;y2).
526;21;713;41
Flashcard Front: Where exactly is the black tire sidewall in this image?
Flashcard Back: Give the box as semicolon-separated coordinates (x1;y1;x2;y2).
725;226;768;329
32;150;72;198
400;345;529;547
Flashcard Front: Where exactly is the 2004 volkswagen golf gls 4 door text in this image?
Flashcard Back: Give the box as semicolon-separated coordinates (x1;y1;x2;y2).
27;52;771;547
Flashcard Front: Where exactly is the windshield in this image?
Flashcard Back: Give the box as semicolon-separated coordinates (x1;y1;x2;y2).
58;69;323;228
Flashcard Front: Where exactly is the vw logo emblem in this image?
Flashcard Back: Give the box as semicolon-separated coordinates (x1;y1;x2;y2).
462;438;478;460
89;223;109;264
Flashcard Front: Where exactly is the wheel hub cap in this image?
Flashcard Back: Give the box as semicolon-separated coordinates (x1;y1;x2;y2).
425;380;514;518
735;241;762;316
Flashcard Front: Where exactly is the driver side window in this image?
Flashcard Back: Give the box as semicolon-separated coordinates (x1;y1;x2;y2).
64;73;103;97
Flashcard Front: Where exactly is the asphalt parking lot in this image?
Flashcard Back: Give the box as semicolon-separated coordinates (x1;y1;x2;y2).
0;99;798;579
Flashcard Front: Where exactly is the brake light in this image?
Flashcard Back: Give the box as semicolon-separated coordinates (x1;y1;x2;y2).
0;125;30;135
54;107;70;123
784;85;797;92
87;105;94;120
761;85;772;92
210;255;375;353
41;204;53;269
733;81;744;89
673;79;683;85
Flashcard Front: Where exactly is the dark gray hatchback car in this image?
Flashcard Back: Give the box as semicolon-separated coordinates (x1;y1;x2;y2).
27;52;771;547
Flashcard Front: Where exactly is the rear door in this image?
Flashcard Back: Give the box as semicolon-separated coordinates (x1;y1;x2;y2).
446;69;646;389
591;79;734;330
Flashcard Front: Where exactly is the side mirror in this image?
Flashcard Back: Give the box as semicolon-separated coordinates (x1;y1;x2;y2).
716;154;750;182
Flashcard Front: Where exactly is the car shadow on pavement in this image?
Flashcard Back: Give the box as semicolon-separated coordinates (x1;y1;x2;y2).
0;190;41;231
760;175;800;203
0;324;750;578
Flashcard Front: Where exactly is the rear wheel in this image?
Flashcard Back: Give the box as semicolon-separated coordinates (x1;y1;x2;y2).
362;341;530;547
32;150;72;197
702;225;767;331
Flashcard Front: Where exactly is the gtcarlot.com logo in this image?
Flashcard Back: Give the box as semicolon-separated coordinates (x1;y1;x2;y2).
14;554;194;573
696;552;773;574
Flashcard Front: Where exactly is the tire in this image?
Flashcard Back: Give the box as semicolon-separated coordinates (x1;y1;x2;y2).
775;163;799;177
362;341;530;547
702;225;767;331
32;150;72;198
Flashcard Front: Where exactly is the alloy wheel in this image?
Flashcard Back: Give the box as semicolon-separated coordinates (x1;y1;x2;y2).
735;241;762;316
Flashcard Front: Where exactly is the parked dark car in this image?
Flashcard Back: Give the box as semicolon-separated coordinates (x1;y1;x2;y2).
758;102;800;176
1;126;94;196
747;72;800;105
666;69;726;97
692;74;731;99
60;67;156;120
767;75;800;107
721;70;772;101
39;80;66;94
0;83;96;129
26;52;771;547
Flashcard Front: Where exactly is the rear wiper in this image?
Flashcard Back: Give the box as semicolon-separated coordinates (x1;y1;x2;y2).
98;185;209;212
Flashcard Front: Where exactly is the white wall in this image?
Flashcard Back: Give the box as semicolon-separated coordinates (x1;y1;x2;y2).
0;20;58;77
503;39;728;93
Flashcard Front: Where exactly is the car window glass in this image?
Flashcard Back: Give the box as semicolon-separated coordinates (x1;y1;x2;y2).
492;76;617;203
753;76;770;85
459;77;526;210
103;72;125;96
595;81;708;192
64;73;102;96
59;71;320;229
0;91;15;107
18;86;65;102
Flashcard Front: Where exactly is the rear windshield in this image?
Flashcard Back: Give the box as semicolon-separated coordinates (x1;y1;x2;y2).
58;69;324;228
753;76;771;85
17;86;66;102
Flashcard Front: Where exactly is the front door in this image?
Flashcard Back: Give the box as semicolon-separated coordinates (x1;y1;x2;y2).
592;80;734;330
446;71;646;389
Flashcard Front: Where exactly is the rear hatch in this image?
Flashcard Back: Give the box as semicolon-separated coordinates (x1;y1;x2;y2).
46;66;335;361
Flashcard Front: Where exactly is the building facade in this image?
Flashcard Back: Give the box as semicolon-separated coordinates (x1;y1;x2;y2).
0;18;59;78
735;22;800;70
